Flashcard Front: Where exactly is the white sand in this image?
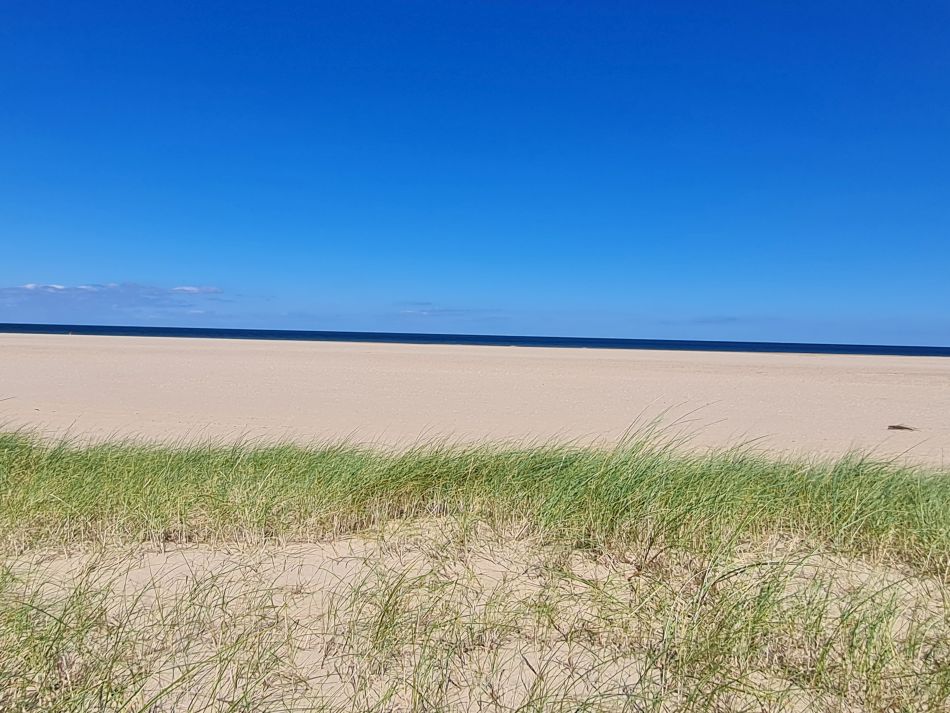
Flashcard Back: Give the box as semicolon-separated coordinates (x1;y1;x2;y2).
1;333;948;463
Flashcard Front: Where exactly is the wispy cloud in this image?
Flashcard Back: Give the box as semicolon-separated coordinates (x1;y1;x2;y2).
0;282;227;324
396;300;436;308
171;286;222;294
656;314;777;326
398;306;506;319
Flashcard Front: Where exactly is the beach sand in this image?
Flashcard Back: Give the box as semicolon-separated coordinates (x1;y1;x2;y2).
1;333;948;463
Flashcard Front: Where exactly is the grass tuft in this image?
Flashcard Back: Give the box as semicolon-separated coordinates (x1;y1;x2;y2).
1;432;947;572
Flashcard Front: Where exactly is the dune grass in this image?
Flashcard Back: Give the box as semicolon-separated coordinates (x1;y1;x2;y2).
0;431;948;572
1;431;949;711
2;524;949;712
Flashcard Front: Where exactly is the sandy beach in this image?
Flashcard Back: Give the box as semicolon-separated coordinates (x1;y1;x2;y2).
1;333;947;463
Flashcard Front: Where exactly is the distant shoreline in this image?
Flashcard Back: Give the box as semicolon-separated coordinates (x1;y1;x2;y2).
2;322;949;357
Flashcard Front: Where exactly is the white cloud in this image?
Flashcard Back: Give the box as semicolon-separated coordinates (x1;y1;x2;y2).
18;283;67;292
0;282;227;324
172;286;221;294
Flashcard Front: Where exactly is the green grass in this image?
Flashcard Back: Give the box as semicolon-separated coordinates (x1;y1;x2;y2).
2;525;948;712
1;431;948;572
2;431;949;711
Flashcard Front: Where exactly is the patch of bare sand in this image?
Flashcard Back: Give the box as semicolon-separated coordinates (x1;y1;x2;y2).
2;333;949;464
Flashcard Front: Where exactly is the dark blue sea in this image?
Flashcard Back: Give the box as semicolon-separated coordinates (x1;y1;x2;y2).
2;323;949;357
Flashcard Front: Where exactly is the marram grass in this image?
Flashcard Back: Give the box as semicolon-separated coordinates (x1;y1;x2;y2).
2;431;950;711
1;431;947;573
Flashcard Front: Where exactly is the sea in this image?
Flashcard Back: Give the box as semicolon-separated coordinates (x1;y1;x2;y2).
1;323;948;357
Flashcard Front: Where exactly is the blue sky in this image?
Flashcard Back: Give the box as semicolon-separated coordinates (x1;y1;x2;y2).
2;1;948;344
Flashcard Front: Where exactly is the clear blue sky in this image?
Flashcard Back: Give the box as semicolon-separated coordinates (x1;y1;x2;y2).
2;1;948;344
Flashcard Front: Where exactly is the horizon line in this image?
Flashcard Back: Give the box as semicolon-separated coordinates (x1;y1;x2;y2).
1;322;949;357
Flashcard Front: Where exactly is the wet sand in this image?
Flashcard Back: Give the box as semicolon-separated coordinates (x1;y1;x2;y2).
1;333;948;463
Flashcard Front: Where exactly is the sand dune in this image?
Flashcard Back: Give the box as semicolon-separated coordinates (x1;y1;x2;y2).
1;333;948;463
